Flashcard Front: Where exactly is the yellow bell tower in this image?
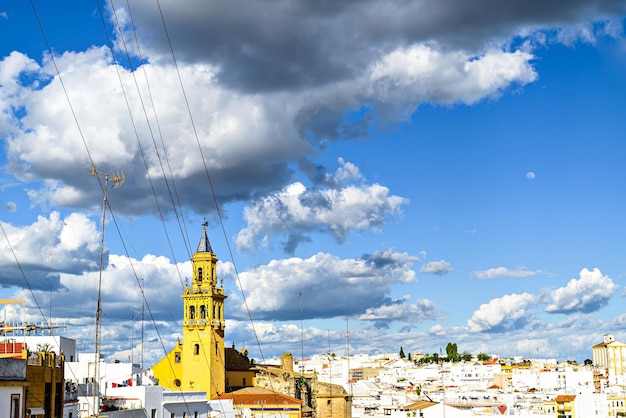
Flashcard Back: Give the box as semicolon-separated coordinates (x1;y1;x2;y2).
151;222;227;398
180;221;227;398
181;221;227;398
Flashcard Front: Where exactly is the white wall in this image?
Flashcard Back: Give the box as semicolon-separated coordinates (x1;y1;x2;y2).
24;335;78;361
0;387;24;418
162;391;209;418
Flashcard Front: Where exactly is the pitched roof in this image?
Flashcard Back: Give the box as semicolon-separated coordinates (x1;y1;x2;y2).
405;400;439;410
555;395;576;402
217;387;302;406
225;347;254;371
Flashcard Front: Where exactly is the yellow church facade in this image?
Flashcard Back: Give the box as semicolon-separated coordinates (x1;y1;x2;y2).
152;223;227;399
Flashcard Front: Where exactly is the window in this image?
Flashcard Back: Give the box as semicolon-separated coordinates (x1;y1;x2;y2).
243;378;246;386
200;305;206;319
151;409;157;418
189;305;195;319
194;344;200;355
175;352;181;363
55;382;63;418
11;394;19;418
44;383;51;416
198;267;203;282
171;413;175;418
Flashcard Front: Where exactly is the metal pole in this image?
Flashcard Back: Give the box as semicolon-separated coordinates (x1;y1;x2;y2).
93;173;109;417
299;291;304;378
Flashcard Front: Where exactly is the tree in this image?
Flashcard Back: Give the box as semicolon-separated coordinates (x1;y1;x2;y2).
477;352;491;362
399;346;405;359
408;352;412;361
461;351;473;362
445;342;458;362
418;355;432;365
584;358;593;366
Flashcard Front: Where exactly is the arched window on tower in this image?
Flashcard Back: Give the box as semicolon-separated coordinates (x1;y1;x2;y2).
194;344;200;355
198;267;203;283
189;306;195;320
200;305;206;319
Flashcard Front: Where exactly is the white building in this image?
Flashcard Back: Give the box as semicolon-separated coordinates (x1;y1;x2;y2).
0;358;26;418
512;364;593;392
592;333;626;385
20;335;78;361
162;390;210;418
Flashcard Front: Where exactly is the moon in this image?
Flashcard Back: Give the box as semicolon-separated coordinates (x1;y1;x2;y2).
526;171;536;180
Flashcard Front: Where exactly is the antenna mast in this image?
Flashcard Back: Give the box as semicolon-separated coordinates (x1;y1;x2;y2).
297;291;304;378
91;165;124;417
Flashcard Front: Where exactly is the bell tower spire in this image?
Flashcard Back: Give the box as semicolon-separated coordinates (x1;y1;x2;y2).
196;219;213;253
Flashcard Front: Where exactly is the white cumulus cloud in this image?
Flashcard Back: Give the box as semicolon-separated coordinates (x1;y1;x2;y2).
368;46;537;113
544;268;618;314
0;211;102;288
236;159;408;253
467;293;536;332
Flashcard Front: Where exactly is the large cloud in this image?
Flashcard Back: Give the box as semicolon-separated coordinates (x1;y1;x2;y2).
236;159;408;253
0;41;536;219
228;250;418;321
113;0;625;92
2;1;624;221
544;267;618;314
467;293;536;332
0;49;309;217
6;252;193;364
0;211;101;289
12;253;188;324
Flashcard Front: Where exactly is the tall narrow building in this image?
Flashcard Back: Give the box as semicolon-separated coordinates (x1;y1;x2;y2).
152;222;227;399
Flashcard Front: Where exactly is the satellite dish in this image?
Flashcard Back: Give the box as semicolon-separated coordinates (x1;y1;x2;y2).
422;390;428;395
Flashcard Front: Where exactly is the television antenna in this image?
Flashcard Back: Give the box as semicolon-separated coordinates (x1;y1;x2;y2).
89;164;125;417
0;300;65;336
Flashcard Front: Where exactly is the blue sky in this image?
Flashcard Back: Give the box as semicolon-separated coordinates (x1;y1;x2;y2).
1;1;626;366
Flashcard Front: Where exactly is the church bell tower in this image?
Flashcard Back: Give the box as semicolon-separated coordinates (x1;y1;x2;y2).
181;221;226;398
